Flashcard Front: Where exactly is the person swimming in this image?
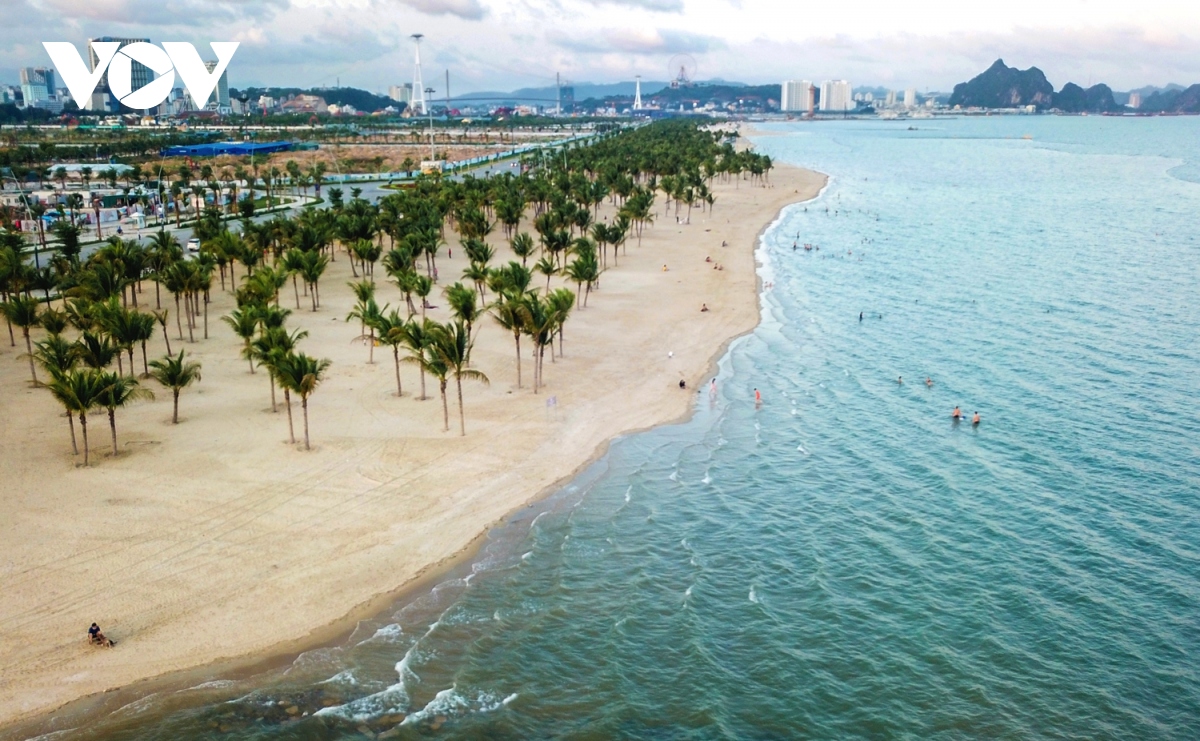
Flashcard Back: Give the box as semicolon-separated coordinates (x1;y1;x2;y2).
897;376;903;385
952;406;963;419
972;411;981;425
859;312;863;322
925;377;933;387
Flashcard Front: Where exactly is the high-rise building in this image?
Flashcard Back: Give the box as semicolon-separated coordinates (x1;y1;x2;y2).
203;59;231;114
87;37;152;111
781;80;815;113
819;80;853;112
19;67;55;107
885;90;896;107
1128;92;1142;109
389;84;414;105
904;87;917;108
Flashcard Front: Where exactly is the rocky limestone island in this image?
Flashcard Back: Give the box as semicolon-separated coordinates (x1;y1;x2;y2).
949;59;1054;109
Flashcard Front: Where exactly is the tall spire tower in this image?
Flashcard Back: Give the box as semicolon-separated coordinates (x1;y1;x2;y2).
633;75;643;110
410;34;426;115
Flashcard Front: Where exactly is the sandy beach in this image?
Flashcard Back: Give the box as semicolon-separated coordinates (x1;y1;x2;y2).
0;159;825;732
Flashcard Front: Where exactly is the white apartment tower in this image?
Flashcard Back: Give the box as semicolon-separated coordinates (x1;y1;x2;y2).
819;80;853;112
781;80;814;113
904;87;917;108
204;59;232;114
389;84;413;105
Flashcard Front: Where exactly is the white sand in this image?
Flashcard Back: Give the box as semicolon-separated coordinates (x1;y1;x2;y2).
0;162;826;729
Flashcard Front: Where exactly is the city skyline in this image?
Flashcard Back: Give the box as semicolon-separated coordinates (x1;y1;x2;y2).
1;1;1198;97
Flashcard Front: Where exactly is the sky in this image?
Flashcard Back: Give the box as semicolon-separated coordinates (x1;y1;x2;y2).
4;0;1200;96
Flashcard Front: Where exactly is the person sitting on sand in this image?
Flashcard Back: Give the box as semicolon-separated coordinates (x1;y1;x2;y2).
972;411;981;425
701;303;709;312
88;623;114;647
662;264;669;272
952;406;963;419
679;379;687;390
705;256;712;263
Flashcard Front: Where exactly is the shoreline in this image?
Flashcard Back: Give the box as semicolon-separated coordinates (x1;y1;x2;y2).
1;157;826;738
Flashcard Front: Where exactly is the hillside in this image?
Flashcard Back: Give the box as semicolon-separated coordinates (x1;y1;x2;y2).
231;87;399;113
1052;83;1122;113
1138;84;1200;113
948;59;1054;109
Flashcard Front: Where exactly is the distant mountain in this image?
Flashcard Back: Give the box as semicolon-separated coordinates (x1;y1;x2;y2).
1139;84;1200;113
1051;83;1122;113
948;59;1054;109
232;87;398;113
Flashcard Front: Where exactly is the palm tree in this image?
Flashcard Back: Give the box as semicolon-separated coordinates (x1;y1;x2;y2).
151;308;172;356
375;309;407;396
131;311;157;376
510;232;536;265
59;368;107;465
299;251;329;310
444;282;479;336
405;327;451;431
533;255;557;295
250;326;306;414
31;334;78;381
148;350;202;424
75;330;118;370
490;291;526;389
97;371;152;456
429;319;489;436
222;307;259;373
346;296;384;364
398;318;434;401
274;352;332;450
2;295;41;384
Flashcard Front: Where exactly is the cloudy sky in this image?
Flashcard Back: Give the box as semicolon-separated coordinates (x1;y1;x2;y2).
5;0;1200;95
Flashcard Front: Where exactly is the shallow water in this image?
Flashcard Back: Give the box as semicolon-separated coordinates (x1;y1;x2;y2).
36;117;1200;739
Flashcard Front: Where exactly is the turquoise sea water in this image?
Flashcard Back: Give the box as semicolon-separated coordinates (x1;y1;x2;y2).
32;117;1200;740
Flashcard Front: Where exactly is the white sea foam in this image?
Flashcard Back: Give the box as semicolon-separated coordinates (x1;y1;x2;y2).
668;468;678;482
624;486;632;503
402;686;512;725
749;586;759;604
701;471;712;485
318;670;359;687
176;679;236;693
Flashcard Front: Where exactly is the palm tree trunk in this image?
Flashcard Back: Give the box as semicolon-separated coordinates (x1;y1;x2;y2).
174;295;184;340
116;352;124;377
172;389;180;423
109;408;118;456
66;411;78;455
162;321;173;355
80;411;90;466
393;348;402;396
140;341;149;376
292;276;300;309
268;372;277;412
154;281;161;309
186;295;195;343
368;330;374;363
203;298;209;339
440;381;449;432
127;348;135;377
513;332;522;389
23;329;36;384
310;283;317;311
456;374;465;436
419;366;426;400
302;396;310;450
283;388;295;443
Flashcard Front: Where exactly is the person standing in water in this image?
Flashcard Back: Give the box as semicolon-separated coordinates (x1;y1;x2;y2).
755;388;762;405
972;411;981;425
952;406;963;419
925;377;933;387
